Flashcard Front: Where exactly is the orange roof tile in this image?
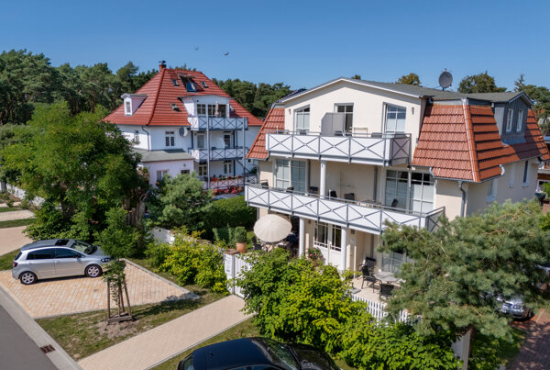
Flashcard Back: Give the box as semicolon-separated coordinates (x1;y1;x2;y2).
246;107;285;160
103;67;262;127
413;104;550;182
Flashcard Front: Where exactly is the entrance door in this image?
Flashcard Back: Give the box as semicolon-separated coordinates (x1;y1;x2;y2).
314;222;342;269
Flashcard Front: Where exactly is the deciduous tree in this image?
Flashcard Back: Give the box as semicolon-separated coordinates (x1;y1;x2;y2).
397;73;421;86
458;71;506;94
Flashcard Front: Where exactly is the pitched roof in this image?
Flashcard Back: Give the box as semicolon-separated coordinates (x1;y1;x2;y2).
412;104;549;182
246;107;285;160
104;68;262;127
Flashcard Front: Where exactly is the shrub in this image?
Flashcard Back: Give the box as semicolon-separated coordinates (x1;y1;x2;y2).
146;242;172;268
203;196;256;239
20;199;30;209
233;226;248;244
6;199;14;208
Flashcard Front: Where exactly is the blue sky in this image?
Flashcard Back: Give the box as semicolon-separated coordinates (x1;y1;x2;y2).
2;0;549;91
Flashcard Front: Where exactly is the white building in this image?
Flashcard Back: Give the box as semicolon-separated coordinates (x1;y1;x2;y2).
104;62;262;188
246;78;550;272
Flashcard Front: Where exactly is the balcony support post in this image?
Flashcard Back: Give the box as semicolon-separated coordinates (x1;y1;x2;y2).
341;227;348;271
320;160;327;197
299;217;306;257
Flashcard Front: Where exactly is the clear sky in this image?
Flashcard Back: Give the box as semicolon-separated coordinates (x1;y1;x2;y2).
1;0;549;91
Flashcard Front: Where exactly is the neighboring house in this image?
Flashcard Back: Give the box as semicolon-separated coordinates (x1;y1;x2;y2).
104;62;263;188
537;136;550;191
246;77;550;272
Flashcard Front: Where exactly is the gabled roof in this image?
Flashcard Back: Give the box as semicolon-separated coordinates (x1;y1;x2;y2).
104;68;262;127
412;103;550;182
246;106;285;160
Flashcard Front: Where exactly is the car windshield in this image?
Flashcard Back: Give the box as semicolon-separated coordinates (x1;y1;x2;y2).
72;241;97;255
261;339;299;370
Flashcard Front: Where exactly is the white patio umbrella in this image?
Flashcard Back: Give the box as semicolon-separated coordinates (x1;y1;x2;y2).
253;214;292;244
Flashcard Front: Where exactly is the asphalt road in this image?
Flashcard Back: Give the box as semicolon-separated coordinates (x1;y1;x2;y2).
0;305;58;370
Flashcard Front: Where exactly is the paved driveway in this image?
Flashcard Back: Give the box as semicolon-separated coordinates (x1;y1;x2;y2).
0;261;194;318
0;226;32;255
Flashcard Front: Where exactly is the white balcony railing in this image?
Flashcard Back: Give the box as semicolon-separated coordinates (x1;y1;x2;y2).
203;174;257;190
265;130;411;166
188;116;248;131
188;147;246;162
245;185;444;235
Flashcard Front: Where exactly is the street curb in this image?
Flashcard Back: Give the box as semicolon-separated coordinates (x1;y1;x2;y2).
0;284;83;370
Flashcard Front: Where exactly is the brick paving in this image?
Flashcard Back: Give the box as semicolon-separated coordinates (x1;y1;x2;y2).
78;295;248;370
0;263;193;318
508;309;550;370
0;209;35;222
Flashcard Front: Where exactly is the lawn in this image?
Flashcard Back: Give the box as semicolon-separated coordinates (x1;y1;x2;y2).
0;218;35;229
0;250;19;270
0;206;22;213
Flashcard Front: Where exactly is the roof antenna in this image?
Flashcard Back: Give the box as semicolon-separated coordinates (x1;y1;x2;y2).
439;69;453;91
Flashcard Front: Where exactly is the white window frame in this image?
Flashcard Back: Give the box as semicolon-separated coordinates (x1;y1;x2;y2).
294;106;310;133
198;164;207;177
124;100;132;116
196;134;205;149
223;133;232;149
506;109;514;133
487;178;498;202
156;170;168;182
314;222;341;251
165;131;175;147
273;159;306;193
335;104;354;133
133;130;140;144
197;104;207;116
516;109;524;132
223;161;233;175
522;160;530;187
384;104;407;134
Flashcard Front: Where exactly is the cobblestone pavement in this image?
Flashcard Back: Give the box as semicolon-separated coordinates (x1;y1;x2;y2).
0;262;193;318
508;309;550;370
0;226;32;255
78;295;248;370
0;209;35;221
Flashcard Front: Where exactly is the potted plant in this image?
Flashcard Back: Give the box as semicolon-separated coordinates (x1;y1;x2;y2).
308;247;323;266
233;227;248;254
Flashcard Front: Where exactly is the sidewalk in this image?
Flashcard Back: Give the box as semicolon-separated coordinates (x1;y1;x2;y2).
78;295;248;370
0;226;32;255
0;209;35;222
508;309;550;370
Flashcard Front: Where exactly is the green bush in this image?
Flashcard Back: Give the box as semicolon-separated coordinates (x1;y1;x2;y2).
233;226;248;243
146;242;172;268
203;196;256;239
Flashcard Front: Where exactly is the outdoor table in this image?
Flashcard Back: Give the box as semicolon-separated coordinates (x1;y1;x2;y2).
374;271;401;284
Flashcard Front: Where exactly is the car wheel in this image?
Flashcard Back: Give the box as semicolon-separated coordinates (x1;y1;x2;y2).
19;272;37;285
85;264;102;278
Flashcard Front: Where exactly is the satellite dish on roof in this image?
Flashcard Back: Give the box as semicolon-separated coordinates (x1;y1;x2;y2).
179;127;189;137
439;70;453;90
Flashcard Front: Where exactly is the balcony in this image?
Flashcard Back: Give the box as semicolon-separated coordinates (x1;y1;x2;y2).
188;147;246;162
188;116;248;131
245;184;444;235
265;130;411;166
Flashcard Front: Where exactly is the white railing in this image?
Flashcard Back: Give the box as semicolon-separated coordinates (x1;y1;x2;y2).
265;131;410;166
245;185;445;235
188;116;248;131
204;174;257;190
351;294;410;323
189;147;246;162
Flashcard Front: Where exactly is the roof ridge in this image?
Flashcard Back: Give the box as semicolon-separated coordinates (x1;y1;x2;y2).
462;101;480;182
147;68;166;125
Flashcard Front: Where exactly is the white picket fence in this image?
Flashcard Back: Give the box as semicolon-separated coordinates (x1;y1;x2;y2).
351;294;410;323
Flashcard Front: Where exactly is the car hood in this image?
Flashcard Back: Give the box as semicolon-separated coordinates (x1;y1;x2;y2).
497;295;524;305
288;344;339;370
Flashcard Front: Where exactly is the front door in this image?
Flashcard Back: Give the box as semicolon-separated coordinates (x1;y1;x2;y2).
54;248;86;277
314;222;342;269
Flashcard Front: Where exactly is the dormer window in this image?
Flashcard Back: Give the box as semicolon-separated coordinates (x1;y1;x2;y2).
516;109;524;132
172;79;179;86
506;109;514;132
125;101;132;116
171;103;180;111
200;81;208;88
179;76;197;92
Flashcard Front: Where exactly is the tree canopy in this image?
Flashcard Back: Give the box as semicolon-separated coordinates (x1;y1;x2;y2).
381;200;550;340
514;74;550;130
458;71;507;94
397;73;421;86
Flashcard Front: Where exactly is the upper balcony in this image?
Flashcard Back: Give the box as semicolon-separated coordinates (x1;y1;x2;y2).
265;130;411;166
245;184;444;235
188;147;246;162
187;116;248;131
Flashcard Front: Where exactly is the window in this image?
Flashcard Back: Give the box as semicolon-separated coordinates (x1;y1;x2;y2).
487;179;498;202
170;103;180;111
198;164;207;177
314;222;341;251
180;76;197;92
156;170;168;182
385;170;434;213
409;172;434;213
516;109;524;132
196;134;205;149
506;109;514;132
165;131;175;147
275;159;306;192
385;105;406;133
523;161;530;185
295;107;310;133
208;104;227;118
181;170;190;175
224;161;233;175
171;79;179;86
336;104;353;133
384;170;408;210
55;248;82;259
133;130;140;144
200;81;208;88
27;249;55;260
224;134;231;148
124;101;131;115
197;104;206;116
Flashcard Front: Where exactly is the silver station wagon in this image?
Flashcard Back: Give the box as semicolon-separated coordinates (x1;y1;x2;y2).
12;240;111;285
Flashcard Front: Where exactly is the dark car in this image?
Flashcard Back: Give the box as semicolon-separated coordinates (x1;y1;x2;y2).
177;337;339;370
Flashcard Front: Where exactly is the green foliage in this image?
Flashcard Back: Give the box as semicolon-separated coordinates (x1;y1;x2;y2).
232;226;247;244
96;208;139;259
514;74;550;130
153;229;227;293
203;196;256;239
469;328;527;370
307;246;322;261
381;200;550;339
397;73;421;86
146;242;172;268
1;103;145;241
458;71;507;94
25;201;70;240
148;173;212;231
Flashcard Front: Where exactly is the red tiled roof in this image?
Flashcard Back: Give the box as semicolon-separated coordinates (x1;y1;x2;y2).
246;107;285;160
103;68;262;127
413;104;550;182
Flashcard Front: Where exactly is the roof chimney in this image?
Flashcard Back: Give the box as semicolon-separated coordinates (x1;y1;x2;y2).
159;60;166;70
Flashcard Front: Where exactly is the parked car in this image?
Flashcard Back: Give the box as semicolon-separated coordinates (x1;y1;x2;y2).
177;337;339;370
12;243;111;285
496;295;532;320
